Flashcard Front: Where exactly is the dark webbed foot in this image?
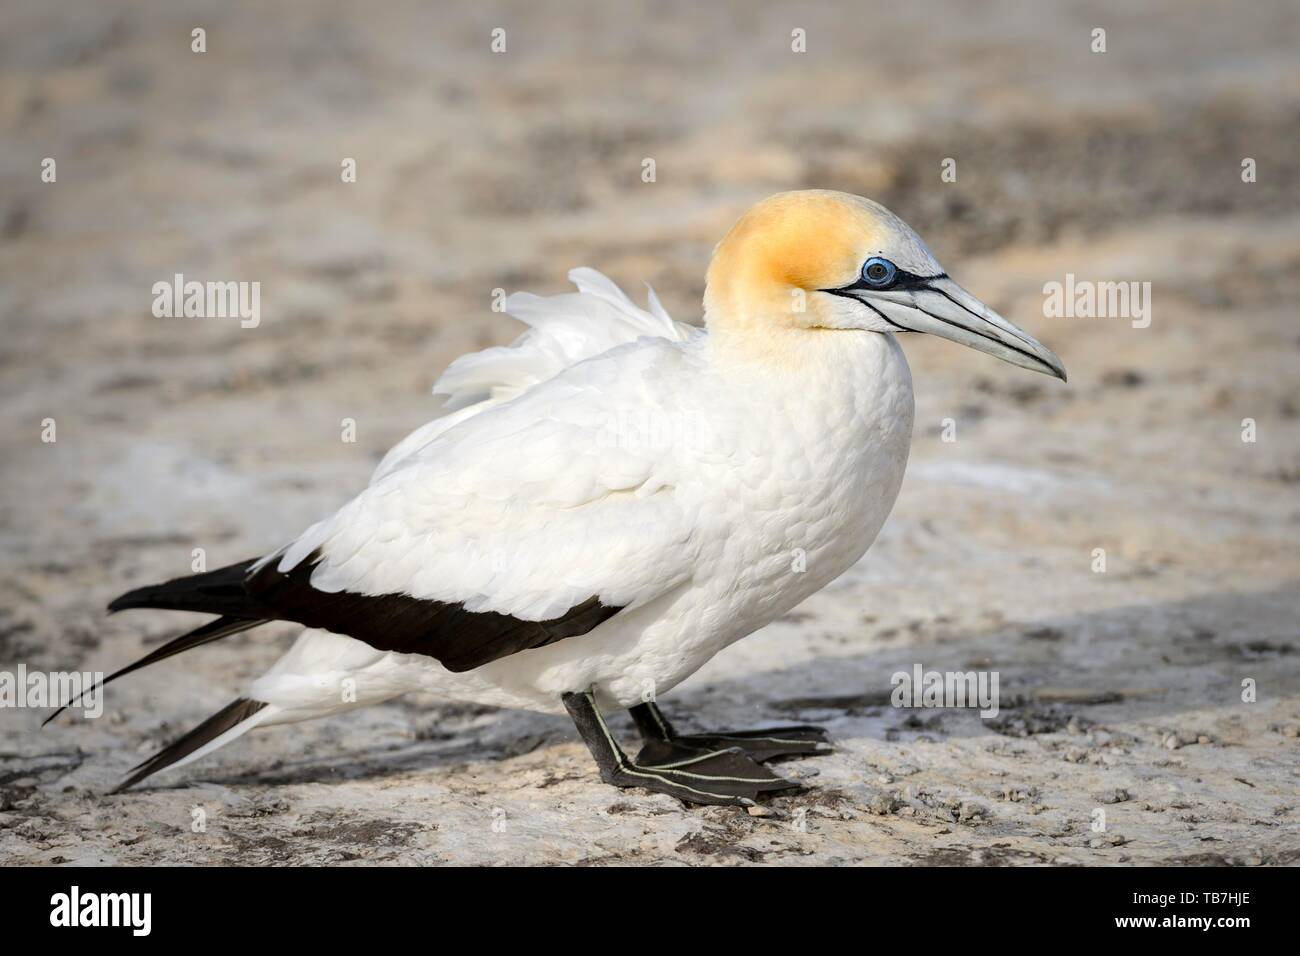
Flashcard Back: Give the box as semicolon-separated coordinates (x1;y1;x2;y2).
562;691;799;807
629;700;833;763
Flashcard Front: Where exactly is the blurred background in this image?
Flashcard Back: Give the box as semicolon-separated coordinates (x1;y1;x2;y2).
1;1;1297;865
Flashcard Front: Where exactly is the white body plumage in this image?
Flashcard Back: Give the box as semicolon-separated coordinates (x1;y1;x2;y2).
250;269;914;722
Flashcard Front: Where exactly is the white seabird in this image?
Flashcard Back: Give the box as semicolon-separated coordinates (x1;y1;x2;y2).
58;190;1066;805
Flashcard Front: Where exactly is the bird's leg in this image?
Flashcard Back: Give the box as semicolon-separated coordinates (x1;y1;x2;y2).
561;689;797;807
627;698;678;740
628;700;834;763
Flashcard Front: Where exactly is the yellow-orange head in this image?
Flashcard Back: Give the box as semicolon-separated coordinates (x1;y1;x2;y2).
702;190;1066;380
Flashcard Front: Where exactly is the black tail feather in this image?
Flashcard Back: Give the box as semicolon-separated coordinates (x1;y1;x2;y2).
42;616;264;727
112;698;267;793
108;558;264;616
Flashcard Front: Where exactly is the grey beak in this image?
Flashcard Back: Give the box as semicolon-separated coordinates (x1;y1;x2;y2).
861;276;1067;381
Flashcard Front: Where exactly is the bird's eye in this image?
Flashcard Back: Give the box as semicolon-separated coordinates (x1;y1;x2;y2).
861;257;897;288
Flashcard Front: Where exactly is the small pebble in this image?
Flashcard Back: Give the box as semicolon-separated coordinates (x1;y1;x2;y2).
865;792;901;815
1089;833;1128;847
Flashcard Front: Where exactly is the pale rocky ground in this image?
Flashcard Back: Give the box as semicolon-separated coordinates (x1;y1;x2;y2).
1;1;1298;865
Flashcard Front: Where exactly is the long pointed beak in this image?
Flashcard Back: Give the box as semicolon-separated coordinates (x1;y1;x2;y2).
863;277;1067;381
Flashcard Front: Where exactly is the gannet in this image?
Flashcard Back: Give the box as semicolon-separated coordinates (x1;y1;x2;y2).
55;190;1066;806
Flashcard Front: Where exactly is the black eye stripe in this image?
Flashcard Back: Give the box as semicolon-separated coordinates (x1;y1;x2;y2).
823;268;946;296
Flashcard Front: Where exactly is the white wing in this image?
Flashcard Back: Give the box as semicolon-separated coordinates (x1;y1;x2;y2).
371;268;699;483
238;270;713;676
274;337;704;622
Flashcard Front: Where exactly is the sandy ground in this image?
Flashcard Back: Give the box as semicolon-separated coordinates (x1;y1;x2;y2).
1;1;1298;865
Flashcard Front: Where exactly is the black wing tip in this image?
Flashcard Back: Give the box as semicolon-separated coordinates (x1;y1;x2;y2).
111;750;168;794
46;617;261;731
106;589;145;613
110;697;267;794
105;557;264;616
109;768;148;795
107;580;191;613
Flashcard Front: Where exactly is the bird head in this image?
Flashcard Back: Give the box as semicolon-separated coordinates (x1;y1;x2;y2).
704;190;1066;380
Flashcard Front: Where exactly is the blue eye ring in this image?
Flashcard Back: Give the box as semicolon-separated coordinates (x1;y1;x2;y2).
861;257;897;288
